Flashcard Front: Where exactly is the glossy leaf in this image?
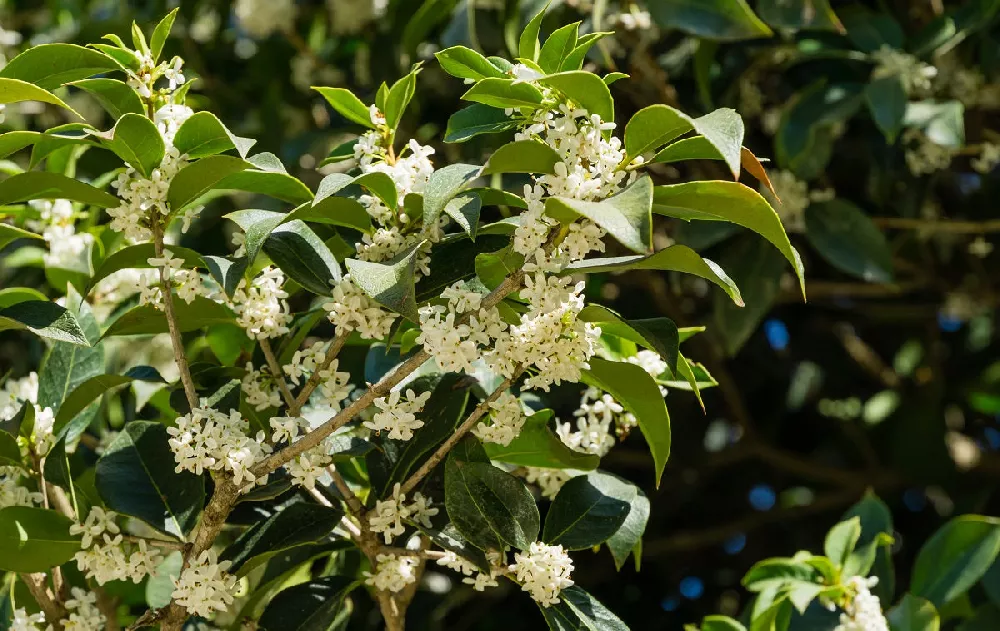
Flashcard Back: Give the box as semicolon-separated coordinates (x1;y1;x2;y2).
519;0;552;61
484;409;600;470
444;103;520;142
436;46;506;81
547;175;653;254
646;0;773;40
313;87;374;128
911;515;1000;608
756;0;843;31
71;78;144;119
462;78;545;109
0;78;80;117
0;43;122;90
866;75;907;143
579;304;678;372
0;506;81;572
102;297;235;337
0;300;91;346
221;502;344;575
538;71;615;123
544;471;635;550
259;576;358;631
53;368;164;437
97;113;164;177
173;111;256;159
263;220;342;295
95;421;205;538
887;594;940;631
540;586;629;631
88;243;204;293
538;23;580;74
805;199;893;283
167;155;252;211
606;485;649;571
0;172;119;207
345;243;422;321
482;140;562;175
0;223;43;250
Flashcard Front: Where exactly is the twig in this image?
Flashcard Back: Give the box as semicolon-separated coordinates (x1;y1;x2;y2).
18;573;65;623
294;333;349;412
327;465;364;515
93;588;119;631
121;534;188;551
399;373;520;496
260;338;296;410
153;224;199;411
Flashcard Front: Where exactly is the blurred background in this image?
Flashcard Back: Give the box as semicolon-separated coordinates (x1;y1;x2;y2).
1;0;999;628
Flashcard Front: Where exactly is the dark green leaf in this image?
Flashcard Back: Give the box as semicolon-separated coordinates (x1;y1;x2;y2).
444;193;481;240
0;300;91;346
0;430;20;468
88;243;204;293
578;305;678;372
345;243;422;321
911;515;1000;608
583;357;670;485
606;485;649;571
95;421;204;538
866;75;907;143
0;506;81;572
445;103;520;143
483;140;562;175
102;297;235;337
259;576;358;631
97;113;164;177
416;234;511;302
776;82;864;178
315;171;397;210
221;502;344;575
213;159;313;205
71;78;144;119
712;235;785;355
484;409;599;470
805;199;893;283
842;491;895;592
538;71;614;123
756;0;843;31
423;163;482;228
313;87;374;128
0;172;119;207
263;220;342;295
540;586;629;631
887;594;940;631
167;155;252;211
653;181;805;296
547;175;652;253
566;245;742;305
54;370;164;437
840;9;904;52
203;256;247;300
646;0;772;40
445;450;540;551
543;471;635;550
173;111;256;159
0;223;43;250
0;44;122;90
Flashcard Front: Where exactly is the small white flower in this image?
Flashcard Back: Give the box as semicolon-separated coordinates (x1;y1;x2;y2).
365;389;431;440
834;576;889;631
473;392;526;446
365;553;418;592
510;542;575;607
171;549;238;618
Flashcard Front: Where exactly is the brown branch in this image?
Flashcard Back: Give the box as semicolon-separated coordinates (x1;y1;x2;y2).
294;333;349;412
94;588;119;631
153;223;199;411
260;338;296;410
328;466;364;515
18;573;65;623
399;372;520;496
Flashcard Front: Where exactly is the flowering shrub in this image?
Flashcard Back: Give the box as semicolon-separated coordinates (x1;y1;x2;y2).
1;3;999;631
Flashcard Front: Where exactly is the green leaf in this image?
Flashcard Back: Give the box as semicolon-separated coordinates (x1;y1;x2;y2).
88;243;204;294
444;193;482;240
203;256;247;300
701;616;747;631
543;471;635;550
646;0;773;40
416;234;511;302
824;517;861;569
315;171;397;210
367;373;472;497
423;163;482;227
712;235;785;355
540;586;629;631
445;447;540;551
584;357;670;485
293;196;372;233
43;436;73;489
568;246;742;305
0;130;41;159
842;491;895;587
606;485;649;571
226;208;286;266
547;175;652;254
0;506;81;572
653;181;805;297
840;9;904;52
866;75;907;143
445;103;520;143
0;300;91;346
484;409;600;470
384;67;420;130
690;109;745;178
0;172;119;207
0;44;122;90
27;124;96;170
756;0;843;31
519;0;552;61
911;515;1000;608
0;78;80;117
167;155;252;211
173;111;256;159
539;23;580;74
0;288;47;309
96;113;165;177
0;223;43;250
0;430;20;468
776;82;864;178
436;46;506;81
313;87;374;128
483;140;562;175
263;220;342;296
578;304;678;372
805;199;893;283
212;154;313;204
95;421;205;538
319;138;358;166
345;244;422;321
888;594;940;631
53;368;164;437
150;8;179;60
221;502;344;575
538;71;614;123
628;106;744;177
462;78;545;109
259;576;358;631
70;78;144;119
742;558;820;592
103;297;235;337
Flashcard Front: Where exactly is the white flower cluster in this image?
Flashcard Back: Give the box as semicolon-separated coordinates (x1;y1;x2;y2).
10;608;49;631
61;587;106;631
871;46;937;93
235;0;296;38
324;276;398;340
231;267;293;339
281;341;355;410
834;576;889;631
510;542;575;607
436;550;500;591
903;129;953;176
365;553;418;592
72;507;161;585
146;250;210;310
367;483;439;544
0;371;54;457
242;363;282;411
762;170;835;233
167;406;271;490
417;281;506;374
365;388;432;440
0;469;43;508
473;392;527;446
171;549;238;618
557;388;623;457
523;467;574;499
28;199;94;270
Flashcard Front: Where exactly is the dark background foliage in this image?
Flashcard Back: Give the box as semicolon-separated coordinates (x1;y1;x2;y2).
1;0;999;628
